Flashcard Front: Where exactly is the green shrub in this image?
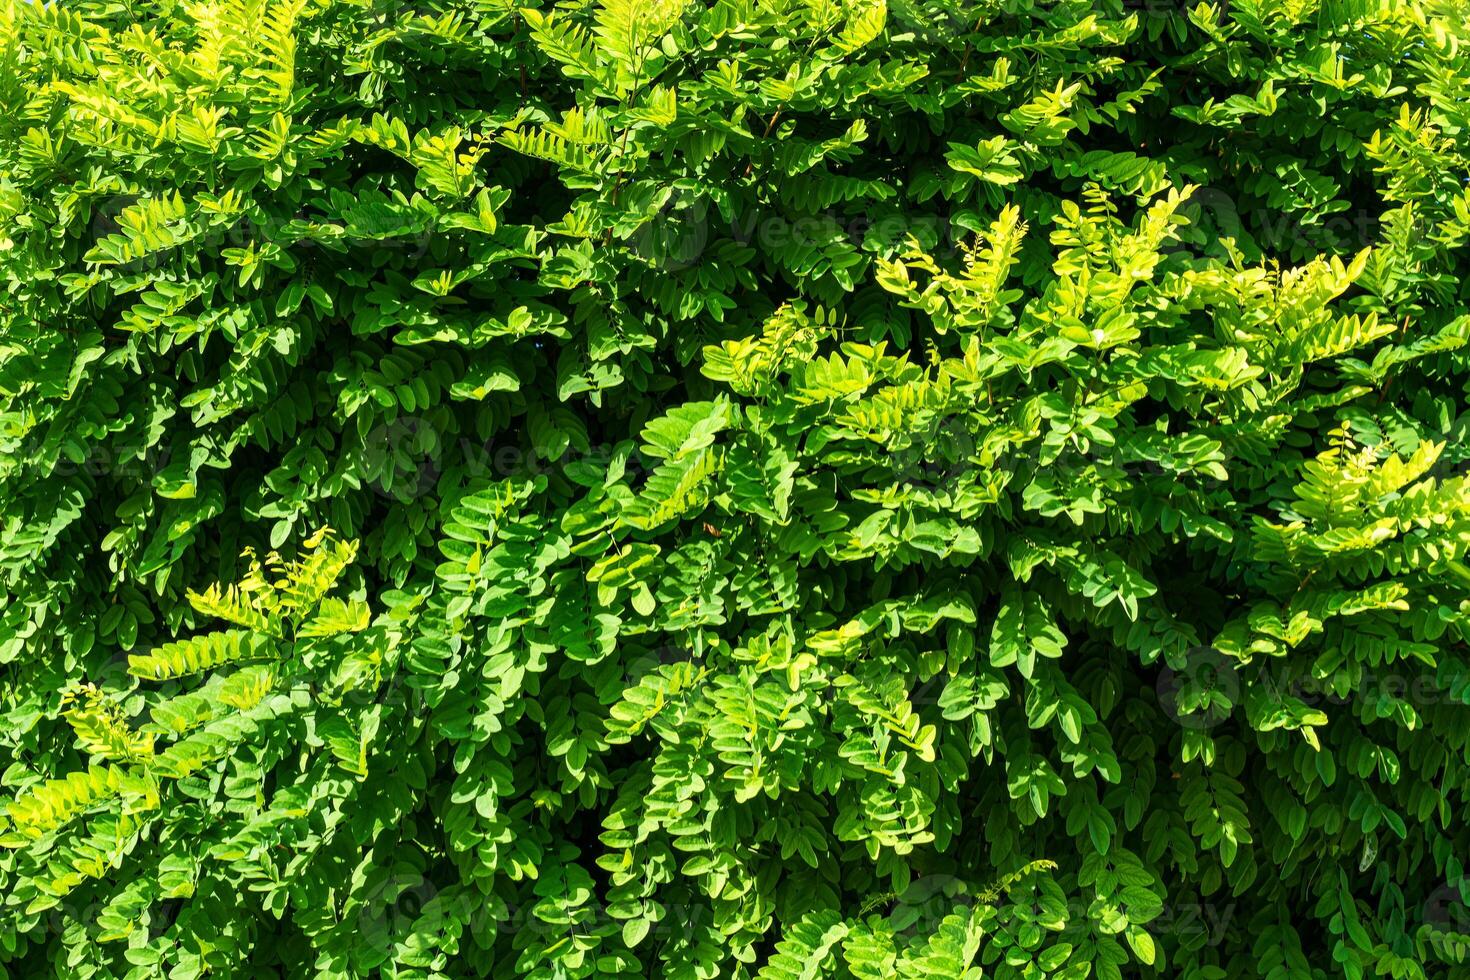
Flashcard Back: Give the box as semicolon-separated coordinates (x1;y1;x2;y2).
3;0;1470;976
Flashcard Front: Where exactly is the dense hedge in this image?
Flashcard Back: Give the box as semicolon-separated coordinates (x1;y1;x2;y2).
3;0;1470;977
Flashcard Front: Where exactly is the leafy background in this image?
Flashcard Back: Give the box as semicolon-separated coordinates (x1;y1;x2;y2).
1;0;1470;977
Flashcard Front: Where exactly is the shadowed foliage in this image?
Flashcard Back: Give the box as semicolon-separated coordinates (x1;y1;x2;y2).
2;0;1470;977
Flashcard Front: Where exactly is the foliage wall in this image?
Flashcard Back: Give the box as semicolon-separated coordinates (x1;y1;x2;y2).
2;0;1470;977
